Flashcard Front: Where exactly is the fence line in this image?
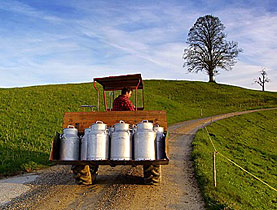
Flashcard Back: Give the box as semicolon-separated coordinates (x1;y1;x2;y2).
204;127;277;192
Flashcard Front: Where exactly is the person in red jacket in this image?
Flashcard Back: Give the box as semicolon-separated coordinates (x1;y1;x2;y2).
112;87;135;111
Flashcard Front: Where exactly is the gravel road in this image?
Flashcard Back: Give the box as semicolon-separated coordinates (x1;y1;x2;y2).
2;108;276;210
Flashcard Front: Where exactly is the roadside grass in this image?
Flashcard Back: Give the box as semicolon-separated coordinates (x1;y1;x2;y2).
192;110;277;209
0;80;276;175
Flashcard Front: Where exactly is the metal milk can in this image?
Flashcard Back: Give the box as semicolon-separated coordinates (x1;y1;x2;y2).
154;125;165;159
87;121;109;160
60;125;80;160
134;120;156;160
110;121;132;160
80;128;90;160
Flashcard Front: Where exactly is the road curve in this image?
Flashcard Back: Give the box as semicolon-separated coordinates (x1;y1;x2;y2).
2;108;276;210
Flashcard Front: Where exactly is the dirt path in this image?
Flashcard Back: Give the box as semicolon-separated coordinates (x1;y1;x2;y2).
2;108;276;210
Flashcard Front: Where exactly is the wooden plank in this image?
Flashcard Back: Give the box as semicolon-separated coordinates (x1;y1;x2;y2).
62;110;167;132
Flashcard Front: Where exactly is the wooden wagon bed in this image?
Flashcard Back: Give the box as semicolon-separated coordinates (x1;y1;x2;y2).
49;110;169;166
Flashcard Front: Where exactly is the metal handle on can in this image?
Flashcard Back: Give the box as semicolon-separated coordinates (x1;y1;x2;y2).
119;120;125;123
67;125;75;128
96;121;104;124
142;120;148;123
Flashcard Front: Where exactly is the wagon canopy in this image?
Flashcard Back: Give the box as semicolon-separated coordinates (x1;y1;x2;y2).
93;74;143;91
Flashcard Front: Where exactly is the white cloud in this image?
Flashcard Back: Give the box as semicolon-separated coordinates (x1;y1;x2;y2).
0;0;63;23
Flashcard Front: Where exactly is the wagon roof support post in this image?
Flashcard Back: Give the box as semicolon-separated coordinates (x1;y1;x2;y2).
142;81;145;110
135;79;140;111
103;90;107;111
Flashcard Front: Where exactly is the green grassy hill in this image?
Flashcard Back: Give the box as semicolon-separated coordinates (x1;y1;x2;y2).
192;110;277;209
0;80;276;175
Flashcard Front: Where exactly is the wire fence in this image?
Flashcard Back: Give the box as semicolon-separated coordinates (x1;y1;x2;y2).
204;126;277;192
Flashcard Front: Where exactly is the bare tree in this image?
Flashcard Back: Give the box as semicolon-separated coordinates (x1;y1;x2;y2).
183;15;242;82
254;68;270;91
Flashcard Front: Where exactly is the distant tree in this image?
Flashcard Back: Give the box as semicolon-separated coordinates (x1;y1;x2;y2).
183;15;242;82
254;68;270;91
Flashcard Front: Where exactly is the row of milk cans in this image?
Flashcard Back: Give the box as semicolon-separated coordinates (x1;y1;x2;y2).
60;120;165;161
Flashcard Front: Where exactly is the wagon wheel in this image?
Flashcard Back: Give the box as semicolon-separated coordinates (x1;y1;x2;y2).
71;165;99;185
89;164;99;184
143;165;161;185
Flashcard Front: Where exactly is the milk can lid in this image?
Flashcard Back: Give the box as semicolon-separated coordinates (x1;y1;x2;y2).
114;120;130;130
63;125;78;131
90;121;107;130
154;125;164;132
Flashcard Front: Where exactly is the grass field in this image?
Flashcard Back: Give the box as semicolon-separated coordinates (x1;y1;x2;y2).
192;110;277;209
0;80;276;175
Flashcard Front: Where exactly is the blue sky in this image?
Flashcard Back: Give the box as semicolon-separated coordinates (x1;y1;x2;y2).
0;0;276;91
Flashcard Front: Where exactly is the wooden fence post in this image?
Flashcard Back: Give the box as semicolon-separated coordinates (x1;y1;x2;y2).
213;152;217;187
